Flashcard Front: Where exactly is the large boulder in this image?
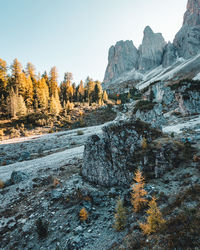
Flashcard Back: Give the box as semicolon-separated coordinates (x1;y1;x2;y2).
82;120;185;187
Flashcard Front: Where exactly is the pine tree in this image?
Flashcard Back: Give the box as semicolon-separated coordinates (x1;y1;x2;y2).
49;89;61;115
113;197;127;231
36;77;49;109
49;66;59;98
139;197;166;235
24;75;34;108
16;95;27;117
130;168;147;212
26;62;36;82
10;59;26;97
77;80;84;102
94;81;102;104
0;58;8;99
6;88;18;118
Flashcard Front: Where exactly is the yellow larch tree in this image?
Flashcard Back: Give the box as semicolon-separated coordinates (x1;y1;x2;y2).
130;168;147;212
139;196;166;235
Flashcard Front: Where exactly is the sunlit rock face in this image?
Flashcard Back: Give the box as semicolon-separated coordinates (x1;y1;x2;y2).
103;40;139;84
174;0;200;58
138;26;166;72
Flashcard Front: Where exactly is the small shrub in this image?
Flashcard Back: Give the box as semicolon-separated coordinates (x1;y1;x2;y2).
133;100;155;113
113;196;127;231
0;129;5;140
141;137;147;150
36;218;48;238
0;180;4;189
79;207;88;222
139;197;166;235
77;130;84;136
53;178;61;188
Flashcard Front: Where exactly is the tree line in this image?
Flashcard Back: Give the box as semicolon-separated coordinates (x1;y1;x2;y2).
0;58;108;118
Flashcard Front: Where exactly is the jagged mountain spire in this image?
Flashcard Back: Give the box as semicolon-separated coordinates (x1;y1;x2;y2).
174;0;200;58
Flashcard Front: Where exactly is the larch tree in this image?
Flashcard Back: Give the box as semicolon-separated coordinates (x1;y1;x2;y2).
77;80;84;102
130;168;148;213
10;59;26;97
139;197;166;234
0;58;8;98
102;90;108;102
49;66;59;98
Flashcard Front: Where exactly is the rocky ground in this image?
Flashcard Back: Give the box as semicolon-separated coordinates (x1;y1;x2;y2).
0;111;200;249
0;80;200;249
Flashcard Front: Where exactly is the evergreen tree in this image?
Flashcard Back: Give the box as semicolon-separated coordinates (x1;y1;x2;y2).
16;95;27;117
94;81;102;104
113;197;127;231
26;62;36;82
49;66;59;98
36;77;49;109
24;75;33;108
0;58;8;98
10;59;26;97
77;80;84;102
49;89;61;115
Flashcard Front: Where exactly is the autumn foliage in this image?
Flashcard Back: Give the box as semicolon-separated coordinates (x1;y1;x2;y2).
79;207;88;221
139;197;166;235
131;169;147;212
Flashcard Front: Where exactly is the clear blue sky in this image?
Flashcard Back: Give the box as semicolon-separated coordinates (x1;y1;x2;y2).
0;0;187;84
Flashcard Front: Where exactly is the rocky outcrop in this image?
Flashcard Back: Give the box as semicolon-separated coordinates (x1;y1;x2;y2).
138;26;166;72
174;0;200;58
82;120;185;187
162;42;177;67
103;40;139;84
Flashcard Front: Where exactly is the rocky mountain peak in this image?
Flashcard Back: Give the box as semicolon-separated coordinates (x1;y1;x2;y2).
138;26;166;72
143;25;153;34
103;40;139;84
183;0;200;26
174;0;200;58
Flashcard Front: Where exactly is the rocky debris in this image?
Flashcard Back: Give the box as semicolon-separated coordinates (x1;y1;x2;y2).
162;42;177;67
174;0;200;58
138;26;166;72
82;120;187;187
103;40;139;84
10;170;29;185
134;103;167;128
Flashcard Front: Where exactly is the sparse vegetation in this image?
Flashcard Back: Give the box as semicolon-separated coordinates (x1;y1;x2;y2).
79;207;88;222
36;218;48;239
133;100;156;113
113;196;127;231
139;197;166;235
0;180;4;189
130;169;148;213
77;130;84;136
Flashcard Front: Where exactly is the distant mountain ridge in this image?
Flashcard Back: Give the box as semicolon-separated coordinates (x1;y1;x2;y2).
103;0;200;90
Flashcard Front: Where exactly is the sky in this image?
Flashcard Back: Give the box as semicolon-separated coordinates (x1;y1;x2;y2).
0;0;188;84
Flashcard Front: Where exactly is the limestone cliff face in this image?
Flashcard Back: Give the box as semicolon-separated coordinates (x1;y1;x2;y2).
162;42;177;67
103;40;139;84
174;0;200;58
138;26;166;72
